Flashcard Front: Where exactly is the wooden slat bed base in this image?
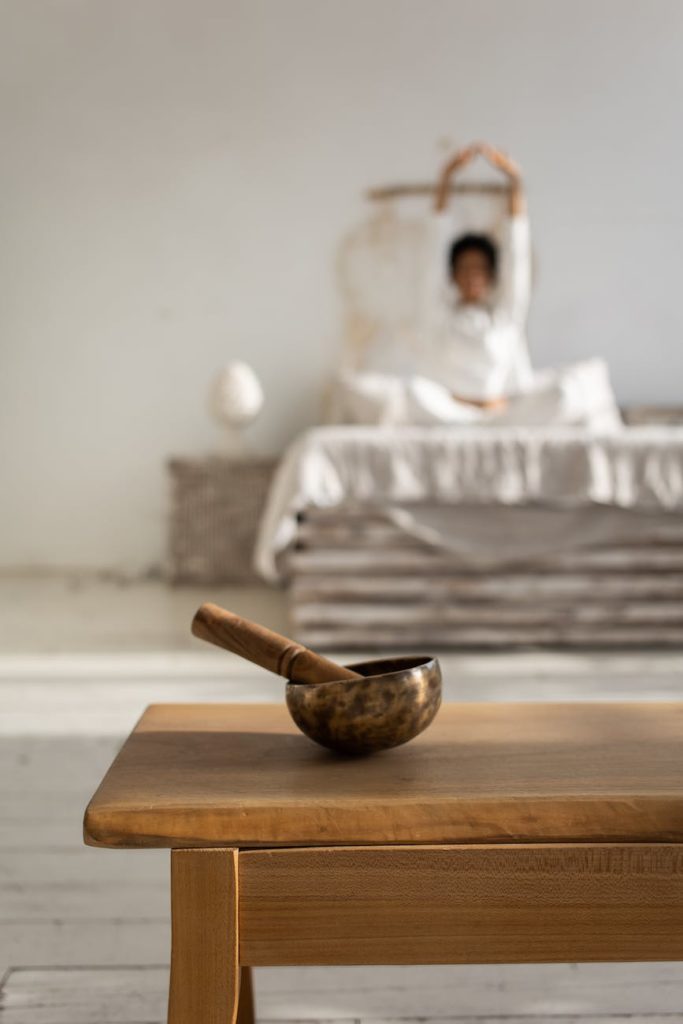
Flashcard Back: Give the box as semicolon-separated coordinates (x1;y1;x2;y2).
286;510;683;649
292;573;683;600
292;600;683;627
296;509;683;548
293;626;683;649
291;547;683;573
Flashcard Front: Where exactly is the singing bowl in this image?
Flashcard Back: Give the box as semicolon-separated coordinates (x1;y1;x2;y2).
286;655;442;755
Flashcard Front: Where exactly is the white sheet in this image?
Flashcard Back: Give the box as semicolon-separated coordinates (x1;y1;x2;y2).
255;424;683;581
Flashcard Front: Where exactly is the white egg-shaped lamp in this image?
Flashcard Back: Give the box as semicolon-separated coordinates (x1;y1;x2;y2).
209;361;264;456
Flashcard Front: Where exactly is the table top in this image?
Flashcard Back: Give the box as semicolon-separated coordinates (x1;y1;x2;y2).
84;702;683;849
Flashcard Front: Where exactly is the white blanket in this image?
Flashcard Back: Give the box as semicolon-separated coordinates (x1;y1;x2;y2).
255;424;683;581
328;358;622;433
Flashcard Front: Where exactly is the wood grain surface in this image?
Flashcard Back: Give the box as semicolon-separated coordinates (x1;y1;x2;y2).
168;848;239;1024
84;702;683;849
238;844;683;966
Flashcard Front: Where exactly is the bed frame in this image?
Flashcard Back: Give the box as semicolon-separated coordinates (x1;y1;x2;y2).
285;406;683;649
286;506;683;649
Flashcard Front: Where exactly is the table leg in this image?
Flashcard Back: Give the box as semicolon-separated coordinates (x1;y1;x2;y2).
168;848;241;1024
237;967;256;1024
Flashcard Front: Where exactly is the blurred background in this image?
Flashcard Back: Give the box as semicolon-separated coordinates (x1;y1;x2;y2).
3;0;683;576
4;2;683;1021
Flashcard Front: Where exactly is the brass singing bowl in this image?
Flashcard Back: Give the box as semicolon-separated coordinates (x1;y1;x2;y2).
286;655;442;755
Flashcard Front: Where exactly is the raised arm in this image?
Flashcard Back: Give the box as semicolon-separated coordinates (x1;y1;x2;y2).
479;144;531;324
420;146;480;342
478;143;526;215
425;145;480;316
434;145;479;212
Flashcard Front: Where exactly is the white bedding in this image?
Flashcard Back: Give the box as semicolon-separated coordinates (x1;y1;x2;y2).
254;424;683;581
328;358;622;432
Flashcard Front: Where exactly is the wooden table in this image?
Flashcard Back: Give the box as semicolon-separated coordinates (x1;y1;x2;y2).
84;702;683;1024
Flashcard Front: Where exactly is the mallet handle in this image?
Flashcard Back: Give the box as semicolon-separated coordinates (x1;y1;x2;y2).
192;603;362;685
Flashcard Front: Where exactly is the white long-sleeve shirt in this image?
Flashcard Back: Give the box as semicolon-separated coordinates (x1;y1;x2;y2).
419;211;533;401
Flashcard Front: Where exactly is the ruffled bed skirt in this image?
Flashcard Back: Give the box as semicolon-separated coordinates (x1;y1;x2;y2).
255;421;683;581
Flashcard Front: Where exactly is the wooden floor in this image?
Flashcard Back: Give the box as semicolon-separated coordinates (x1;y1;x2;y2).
2;578;683;1022
4;964;683;1024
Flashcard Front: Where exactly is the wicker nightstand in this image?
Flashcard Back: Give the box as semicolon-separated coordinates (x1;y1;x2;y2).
167;456;277;584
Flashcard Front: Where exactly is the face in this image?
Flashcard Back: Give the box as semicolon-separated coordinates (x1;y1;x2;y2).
451;250;493;304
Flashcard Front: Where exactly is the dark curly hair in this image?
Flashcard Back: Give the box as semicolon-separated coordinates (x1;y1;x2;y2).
448;233;498;279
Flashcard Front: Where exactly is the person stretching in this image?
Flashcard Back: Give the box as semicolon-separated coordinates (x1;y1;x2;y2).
424;142;533;410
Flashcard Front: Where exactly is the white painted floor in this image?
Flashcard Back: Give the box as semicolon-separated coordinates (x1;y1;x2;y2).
2;576;683;1022
0;575;290;653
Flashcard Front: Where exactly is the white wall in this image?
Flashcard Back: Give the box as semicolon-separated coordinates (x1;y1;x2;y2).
2;0;683;573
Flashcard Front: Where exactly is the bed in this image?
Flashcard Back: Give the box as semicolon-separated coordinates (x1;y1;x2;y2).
255;418;683;649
